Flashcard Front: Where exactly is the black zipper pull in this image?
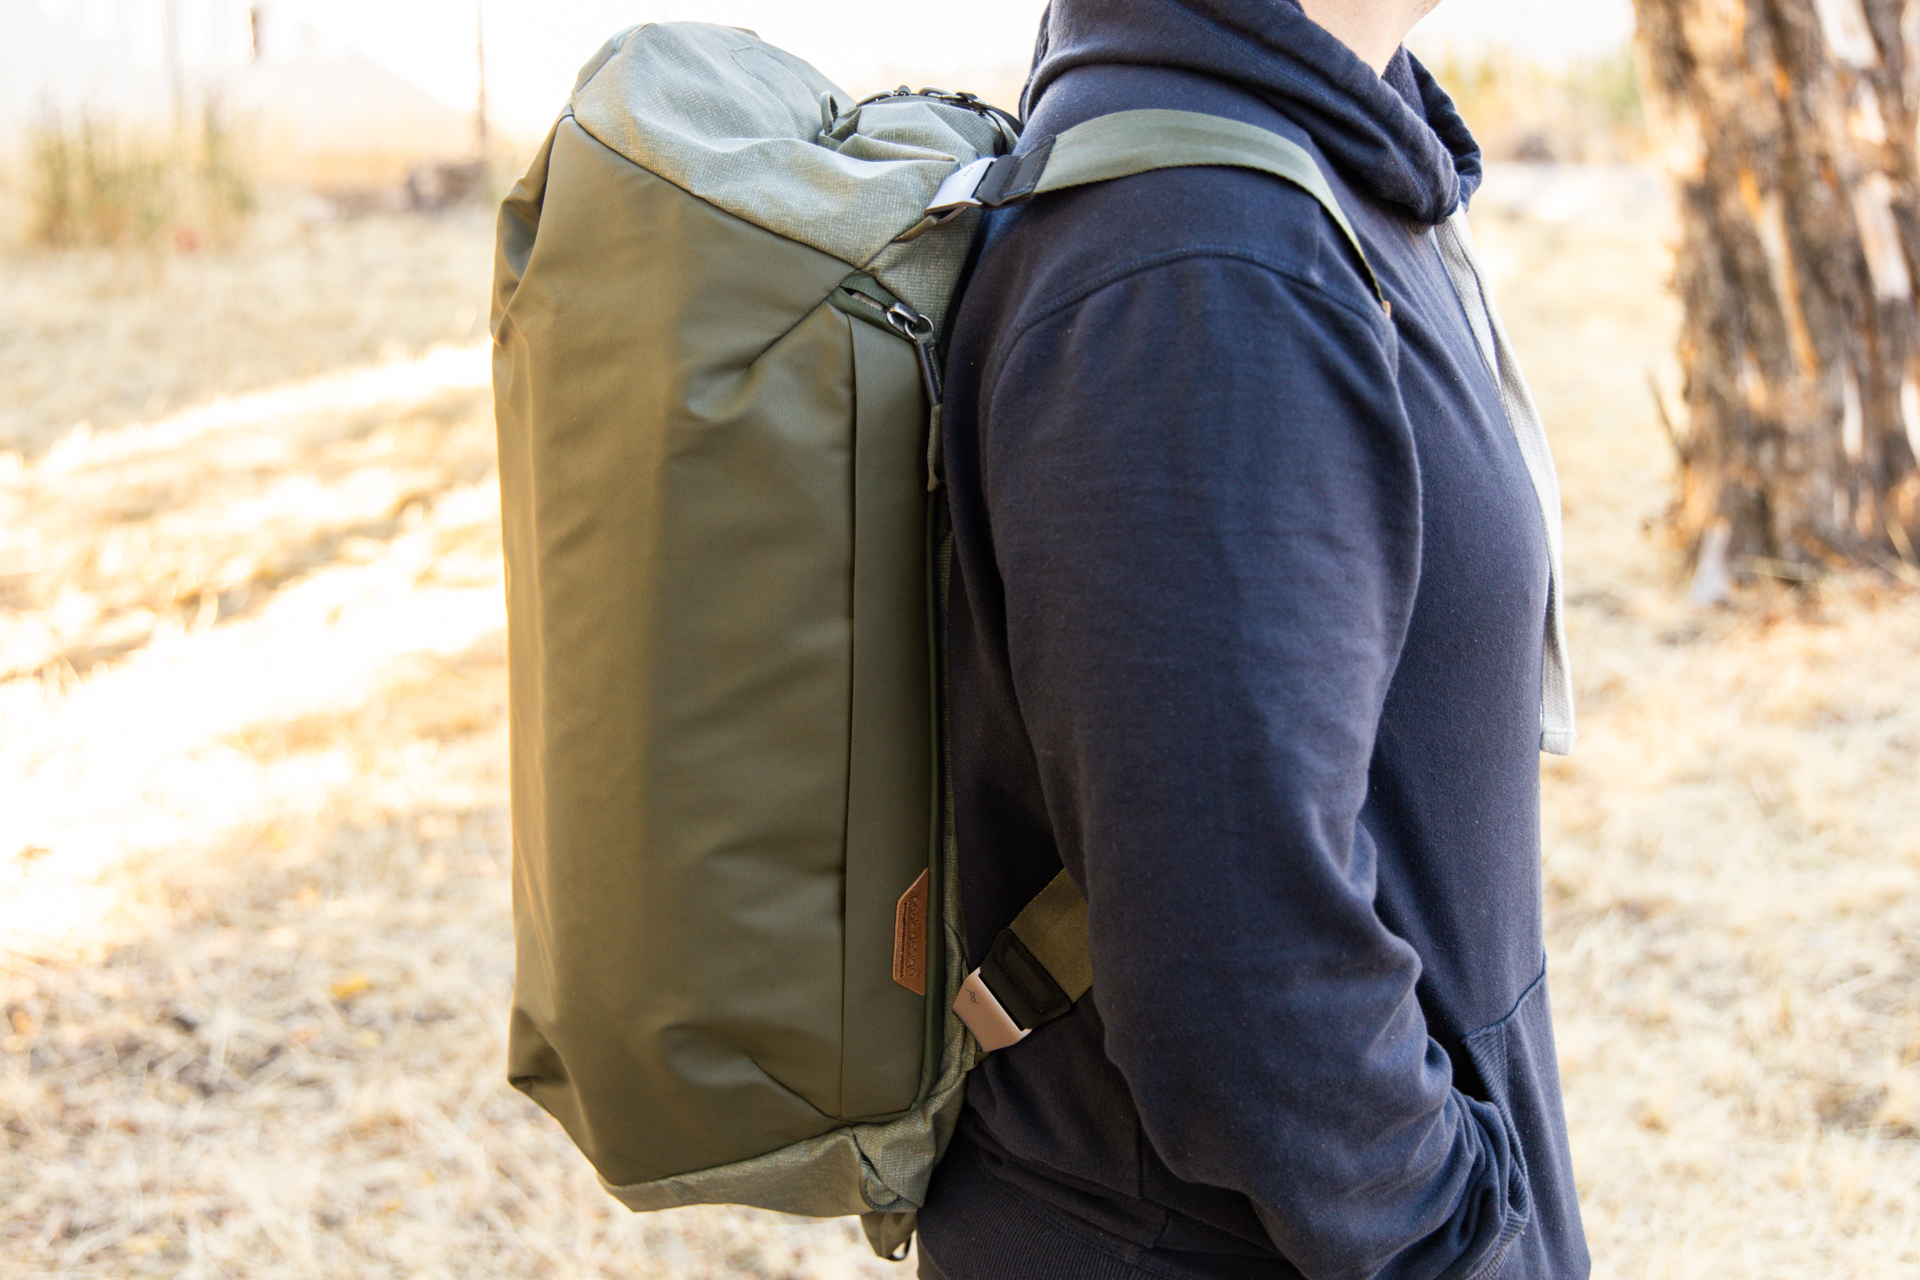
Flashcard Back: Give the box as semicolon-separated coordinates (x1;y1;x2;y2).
832;280;947;489
884;302;942;407
882;301;946;491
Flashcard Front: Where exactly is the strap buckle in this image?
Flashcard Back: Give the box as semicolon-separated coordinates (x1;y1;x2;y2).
951;869;1090;1054
924;156;998;218
953;967;1031;1053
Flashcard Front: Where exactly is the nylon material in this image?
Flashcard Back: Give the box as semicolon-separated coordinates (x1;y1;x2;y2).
600;1032;972;1219
569;33;622;96
1435;211;1576;754
502;23;1004;1218
497;130;560;1119
865;209;984;336
605;1132;874;1218
840;318;937;1120
491;127;553;336
912;501;948;1100
820;96;1006;161
570;23;1007;274
938;530;978;1077
862;1210;919;1259
501;120;882;1184
1031;110;1381;302
1037;112;1313;192
830;131;972;165
1005;870;1093;999
847;520;982;1210
642;297;861;1125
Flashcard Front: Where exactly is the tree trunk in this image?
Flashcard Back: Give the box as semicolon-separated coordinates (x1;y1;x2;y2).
1633;0;1920;580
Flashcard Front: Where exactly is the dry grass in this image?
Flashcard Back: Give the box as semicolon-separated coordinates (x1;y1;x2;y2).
23;102;257;254
0;170;1916;1278
1478;175;1920;1277
0;204;497;458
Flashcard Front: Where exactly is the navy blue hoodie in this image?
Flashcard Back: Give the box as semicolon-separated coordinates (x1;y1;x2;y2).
917;3;1588;1279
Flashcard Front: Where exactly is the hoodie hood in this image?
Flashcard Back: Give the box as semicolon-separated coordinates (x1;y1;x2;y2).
1022;0;1481;225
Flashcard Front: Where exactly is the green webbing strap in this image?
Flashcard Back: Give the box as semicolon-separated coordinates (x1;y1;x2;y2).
957;870;1091;1051
1007;870;1093;1000
1039;110;1380;303
926;108;1384;308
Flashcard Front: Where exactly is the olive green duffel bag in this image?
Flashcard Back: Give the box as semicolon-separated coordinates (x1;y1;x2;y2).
491;20;1377;1260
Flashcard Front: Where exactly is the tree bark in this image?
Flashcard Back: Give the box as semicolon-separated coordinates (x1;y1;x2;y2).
1633;0;1920;578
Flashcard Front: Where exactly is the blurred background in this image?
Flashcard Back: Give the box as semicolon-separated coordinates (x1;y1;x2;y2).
2;2;1916;1277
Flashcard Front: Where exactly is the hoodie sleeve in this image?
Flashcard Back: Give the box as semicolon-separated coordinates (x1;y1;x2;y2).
976;251;1527;1280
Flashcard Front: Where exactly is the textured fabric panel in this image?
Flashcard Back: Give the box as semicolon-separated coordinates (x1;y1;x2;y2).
605;1127;873;1219
865;209;987;336
600;1068;966;1218
569;22;1006;325
1433;210;1577;756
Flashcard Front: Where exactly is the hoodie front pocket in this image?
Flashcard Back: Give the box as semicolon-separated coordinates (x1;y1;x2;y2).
1461;963;1589;1278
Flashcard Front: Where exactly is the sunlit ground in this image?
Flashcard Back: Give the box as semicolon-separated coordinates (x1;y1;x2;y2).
1478;171;1920;1278
2;171;1918;1277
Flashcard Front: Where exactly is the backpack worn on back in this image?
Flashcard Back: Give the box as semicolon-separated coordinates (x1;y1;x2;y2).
491;20;1383;1261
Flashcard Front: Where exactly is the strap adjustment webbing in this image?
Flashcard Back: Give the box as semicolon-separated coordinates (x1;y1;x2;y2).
953;870;1091;1053
920;108;1384;307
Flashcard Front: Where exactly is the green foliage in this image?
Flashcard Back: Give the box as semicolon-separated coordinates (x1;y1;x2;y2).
25;97;256;251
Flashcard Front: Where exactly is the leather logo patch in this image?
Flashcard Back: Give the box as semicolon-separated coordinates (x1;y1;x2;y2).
893;869;930;996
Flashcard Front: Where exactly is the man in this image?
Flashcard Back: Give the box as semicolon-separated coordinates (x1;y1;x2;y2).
915;1;1588;1277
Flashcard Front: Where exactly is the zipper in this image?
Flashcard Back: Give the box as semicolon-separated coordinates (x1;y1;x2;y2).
935;514;964;1070
832;280;947;490
838;285;941;407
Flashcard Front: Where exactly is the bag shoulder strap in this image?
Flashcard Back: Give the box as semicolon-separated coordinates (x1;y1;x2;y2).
953;869;1091;1052
922;108;1384;308
944;110;1387;1053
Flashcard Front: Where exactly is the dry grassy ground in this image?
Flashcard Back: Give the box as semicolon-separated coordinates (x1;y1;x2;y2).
1480;168;1920;1277
1;172;1916;1279
0;207;495;459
